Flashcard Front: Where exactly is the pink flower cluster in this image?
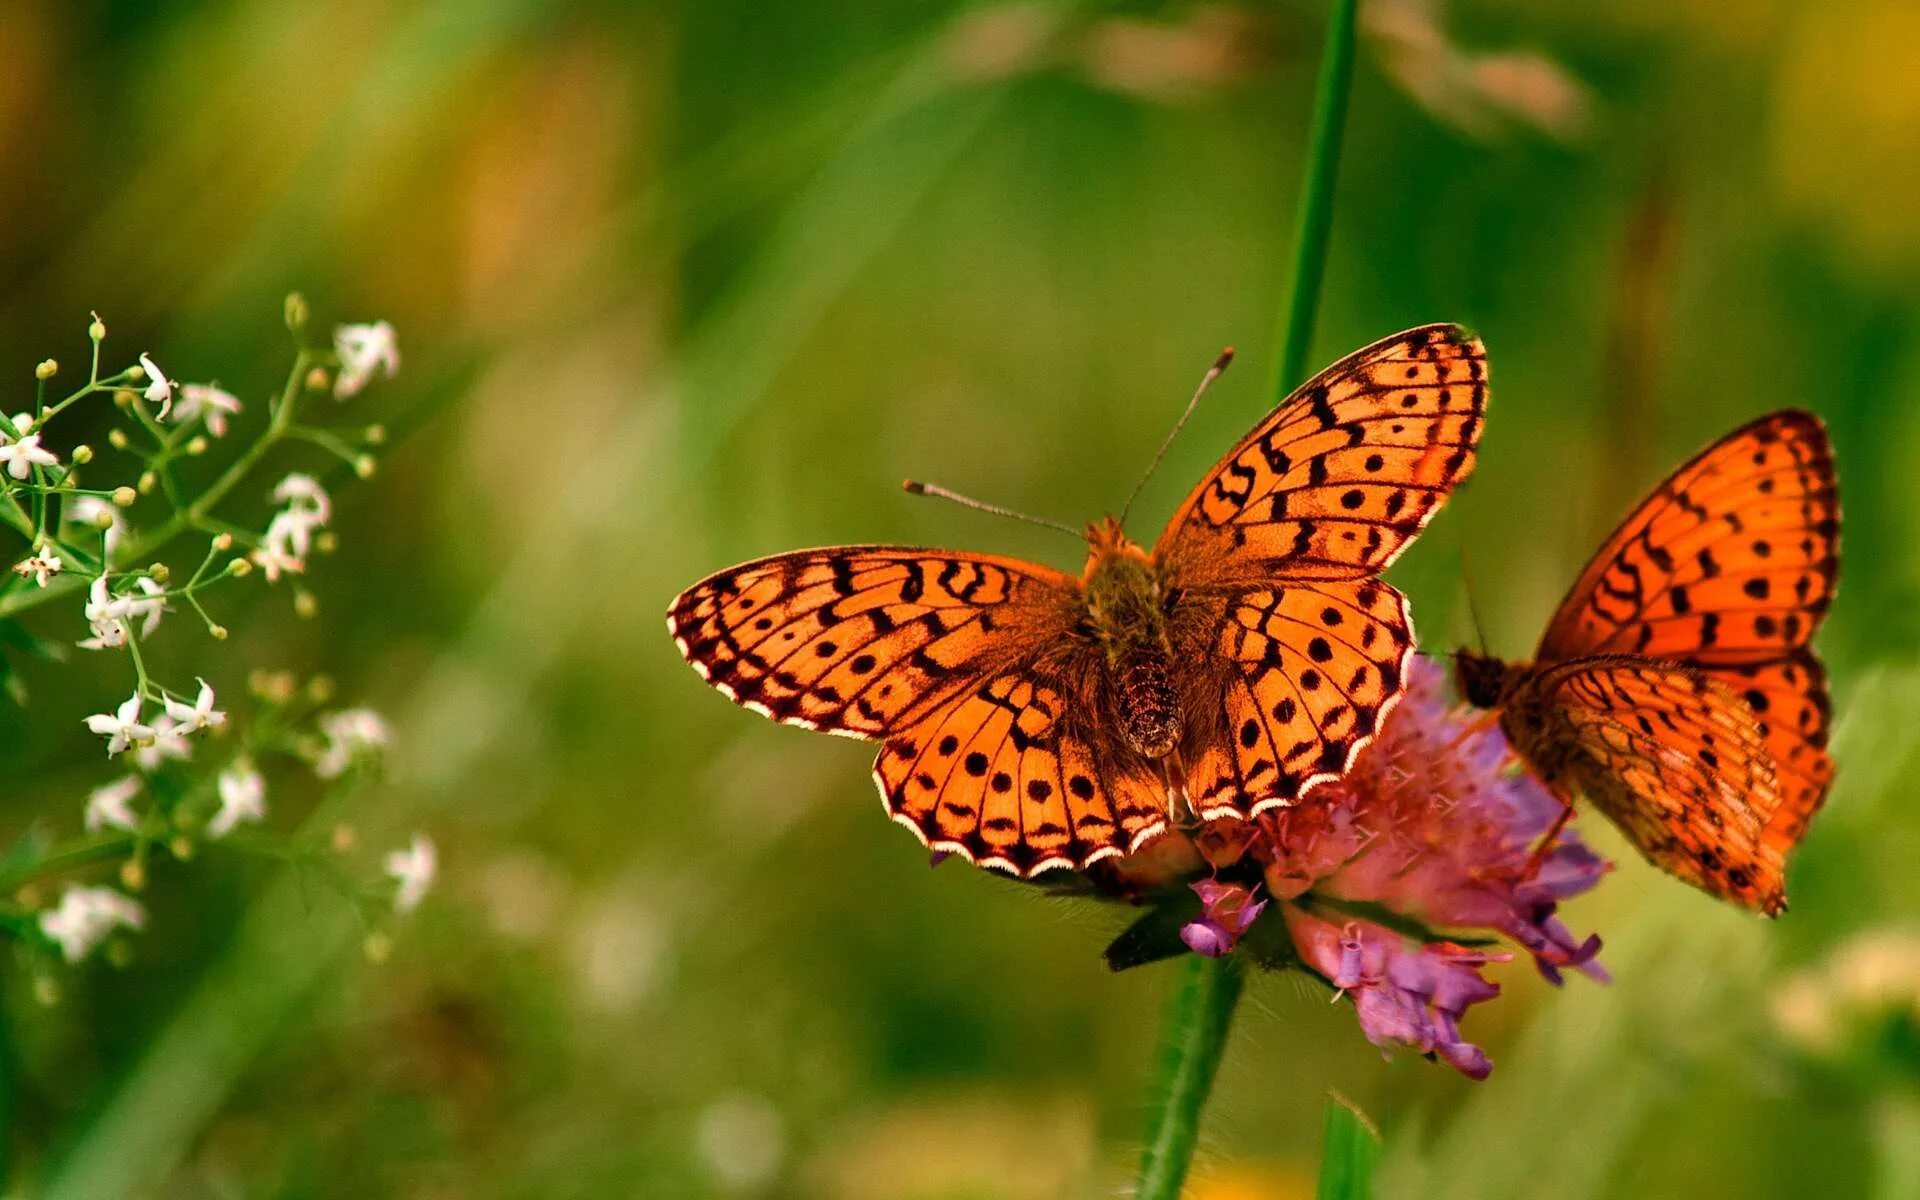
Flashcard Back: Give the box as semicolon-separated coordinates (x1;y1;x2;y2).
1095;659;1610;1079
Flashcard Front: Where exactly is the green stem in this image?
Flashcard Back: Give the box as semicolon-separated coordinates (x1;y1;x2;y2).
1268;0;1361;402
1135;955;1246;1200
1133;4;1359;1195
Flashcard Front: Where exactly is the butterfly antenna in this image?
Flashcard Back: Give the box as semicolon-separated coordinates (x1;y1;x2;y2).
1460;545;1492;654
901;480;1081;539
1118;347;1236;530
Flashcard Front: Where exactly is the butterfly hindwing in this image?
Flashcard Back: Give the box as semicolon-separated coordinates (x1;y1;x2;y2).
874;671;1169;874
1157;323;1486;584
1705;649;1833;854
1530;657;1787;914
668;547;1076;739
1185;578;1414;819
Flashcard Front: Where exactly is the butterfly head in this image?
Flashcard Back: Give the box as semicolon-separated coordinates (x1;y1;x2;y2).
1452;648;1515;709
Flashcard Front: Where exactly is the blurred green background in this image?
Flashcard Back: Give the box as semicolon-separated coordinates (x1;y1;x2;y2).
2;0;1918;1196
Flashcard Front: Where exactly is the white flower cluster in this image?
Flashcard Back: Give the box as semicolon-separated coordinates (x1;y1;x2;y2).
39;886;145;963
253;474;331;582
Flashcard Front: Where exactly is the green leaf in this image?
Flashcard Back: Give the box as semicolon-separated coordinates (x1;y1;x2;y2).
1316;1092;1382;1200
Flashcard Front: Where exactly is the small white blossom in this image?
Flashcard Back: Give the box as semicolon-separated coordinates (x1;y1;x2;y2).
273;473;332;522
84;691;152;756
264;507;322;560
332;321;399;399
0;411;58;480
39;886;146;963
385;834;436;913
68;497;127;559
209;762;266;837
250;538;305;583
133;716;193;772
80;575;165;650
163;678;226;735
315;707;393;779
125;576;166;637
174;383;242;436
12;544;62;587
84;775;143;833
139;353;173;419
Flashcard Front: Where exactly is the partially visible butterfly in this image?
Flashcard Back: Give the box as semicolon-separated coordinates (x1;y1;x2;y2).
1455;410;1839;914
669;325;1488;875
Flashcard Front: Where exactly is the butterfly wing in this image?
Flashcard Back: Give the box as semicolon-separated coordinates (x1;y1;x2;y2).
1536;409;1839;850
670;547;1165;874
1154;324;1485;814
873;669;1170;875
1520;656;1787;914
668;546;1076;738
1180;578;1413;820
1155;323;1486;584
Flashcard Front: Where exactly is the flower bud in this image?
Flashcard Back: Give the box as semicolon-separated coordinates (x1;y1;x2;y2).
363;931;393;964
129;363;148;384
308;674;336;703
147;563;169;584
212;532;233;551
294;589;318;619
35;359;57;381
284;291;310;331
71;444;93;464
186;435;209;456
169;836;195;862
364;424;387;446
354;455;377;479
88;313;107;343
330;824;358;854
107;428;130;450
120;858;147;892
315;531;338;554
113;389;134;409
111;486;137;508
228;557;253;577
209;623;229;640
91;507;118;529
137;470;157;495
305;366;330;392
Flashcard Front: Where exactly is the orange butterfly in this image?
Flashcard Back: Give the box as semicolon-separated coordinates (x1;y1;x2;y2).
668;326;1488;875
1456;410;1838;914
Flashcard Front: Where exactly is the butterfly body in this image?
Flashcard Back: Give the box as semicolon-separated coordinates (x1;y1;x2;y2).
672;325;1488;875
1454;410;1838;914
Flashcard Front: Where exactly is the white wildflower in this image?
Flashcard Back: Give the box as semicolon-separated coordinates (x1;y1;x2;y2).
84;775;143;833
209;762;266;837
39;886;146;963
273;473;332;522
332;321;399;399
0;411;58;480
250;538;305;583
83;691;152;756
314;707;393;779
68;497;127;559
133;716;193;771
138;353;173;419
385;834;436;913
12;544;62;587
163;678;226;734
125;576;166;637
173;383;242;436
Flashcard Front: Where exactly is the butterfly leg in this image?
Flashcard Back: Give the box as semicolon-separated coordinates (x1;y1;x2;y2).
1521;778;1578;877
1160;755;1200;827
1443;708;1502;754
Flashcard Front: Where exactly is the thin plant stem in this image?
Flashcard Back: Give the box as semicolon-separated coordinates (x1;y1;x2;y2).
1135;955;1247;1200
1269;0;1361;404
1133;1;1360;1194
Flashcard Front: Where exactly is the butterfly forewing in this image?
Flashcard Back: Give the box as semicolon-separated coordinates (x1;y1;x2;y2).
668;547;1077;739
1531;658;1788;914
1157;324;1486;584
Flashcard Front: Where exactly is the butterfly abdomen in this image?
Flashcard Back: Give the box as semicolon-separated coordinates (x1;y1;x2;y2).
1116;648;1181;759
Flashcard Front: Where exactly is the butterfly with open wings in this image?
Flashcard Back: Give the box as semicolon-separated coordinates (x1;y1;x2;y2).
1455;410;1839;915
669;325;1488;875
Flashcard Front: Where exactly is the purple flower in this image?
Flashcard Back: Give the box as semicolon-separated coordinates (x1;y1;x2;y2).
1179;879;1267;957
1286;906;1503;1079
1101;658;1612;1078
